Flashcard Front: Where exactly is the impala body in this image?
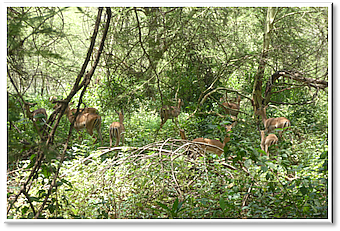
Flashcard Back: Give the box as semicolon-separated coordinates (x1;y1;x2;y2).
24;103;47;124
109;110;125;147
68;107;98;116
260;130;278;157
220;95;241;119
187;122;235;157
159;98;183;129
63;104;102;145
32;108;48;123
255;105;291;137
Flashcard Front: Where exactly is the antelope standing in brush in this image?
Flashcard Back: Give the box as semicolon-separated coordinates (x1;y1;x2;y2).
24;102;48;124
160;98;184;130
55;102;98;115
155;99;184;140
260;130;278;157
180;121;236;157
109;110;125;147
220;94;241;120
255;105;291;138
60;104;103;145
23;102;48;140
53;101;98;115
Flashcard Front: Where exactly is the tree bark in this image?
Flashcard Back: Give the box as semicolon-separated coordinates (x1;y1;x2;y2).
252;7;277;111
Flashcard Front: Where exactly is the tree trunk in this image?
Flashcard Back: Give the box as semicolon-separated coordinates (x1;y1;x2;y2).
252;7;277;111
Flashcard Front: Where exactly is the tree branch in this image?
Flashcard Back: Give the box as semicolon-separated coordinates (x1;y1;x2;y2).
33;7;111;219
134;7;163;105
263;70;327;106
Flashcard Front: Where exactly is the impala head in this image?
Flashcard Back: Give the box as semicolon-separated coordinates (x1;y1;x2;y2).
115;109;124;124
225;124;233;133
236;95;241;104
49;96;58;102
260;130;265;138
179;129;187;140
260;129;278;157
177;98;184;107
24;102;47;124
255;105;269;117
224;121;237;131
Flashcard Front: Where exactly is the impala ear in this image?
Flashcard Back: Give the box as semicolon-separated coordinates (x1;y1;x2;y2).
264;105;269;110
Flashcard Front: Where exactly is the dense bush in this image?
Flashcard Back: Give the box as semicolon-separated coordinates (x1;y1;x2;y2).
7;6;329;219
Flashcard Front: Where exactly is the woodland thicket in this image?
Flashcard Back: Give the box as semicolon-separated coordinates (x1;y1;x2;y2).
7;6;329;219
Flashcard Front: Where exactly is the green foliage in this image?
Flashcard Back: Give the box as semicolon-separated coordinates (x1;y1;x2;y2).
7;6;329;219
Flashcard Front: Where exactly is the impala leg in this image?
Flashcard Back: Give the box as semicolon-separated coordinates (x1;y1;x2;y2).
121;132;125;146
265;146;269;157
109;128;113;148
115;134;119;147
86;127;97;144
172;118;181;131
154;122;164;141
97;126;103;145
260;144;265;157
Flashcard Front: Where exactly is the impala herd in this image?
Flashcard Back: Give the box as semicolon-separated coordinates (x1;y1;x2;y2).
27;92;291;158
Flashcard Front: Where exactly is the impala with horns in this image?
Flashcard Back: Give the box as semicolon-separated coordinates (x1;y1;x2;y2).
260;130;278;157
255;105;291;138
109;110;125;147
181;121;237;157
57;103;103;145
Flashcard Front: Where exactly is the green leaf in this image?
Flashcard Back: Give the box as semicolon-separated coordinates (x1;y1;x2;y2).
157;202;170;212
29;196;41;202
266;162;276;169
172;198;179;212
60;178;73;188
261;165;268;172
266;172;271;180
219;197;226;210
244;159;252;168
300;186;308;195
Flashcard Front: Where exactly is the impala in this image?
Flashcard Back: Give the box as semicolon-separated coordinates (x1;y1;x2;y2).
260;130;278;157
63;104;103;145
24;103;48;124
49;96;58;102
220;95;241;119
255;105;291;138
53;102;98;115
159;98;184;130
109;110;125;147
189;122;236;157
